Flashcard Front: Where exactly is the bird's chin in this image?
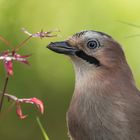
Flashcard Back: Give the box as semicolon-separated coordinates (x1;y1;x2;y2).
47;41;78;55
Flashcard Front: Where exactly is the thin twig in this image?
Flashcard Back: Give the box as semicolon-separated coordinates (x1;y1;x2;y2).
125;34;140;38
0;76;9;112
4;93;18;101
0;35;13;48
13;36;32;52
117;20;140;28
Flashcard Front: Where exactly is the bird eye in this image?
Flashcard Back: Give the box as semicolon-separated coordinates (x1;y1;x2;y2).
87;40;100;49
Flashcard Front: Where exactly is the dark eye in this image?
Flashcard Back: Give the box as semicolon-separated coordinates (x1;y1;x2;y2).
87;40;100;49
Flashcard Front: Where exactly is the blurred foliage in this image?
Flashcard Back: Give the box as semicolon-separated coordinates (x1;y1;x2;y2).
0;0;140;140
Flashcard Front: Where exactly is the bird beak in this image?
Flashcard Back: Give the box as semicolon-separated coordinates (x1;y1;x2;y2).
47;41;78;55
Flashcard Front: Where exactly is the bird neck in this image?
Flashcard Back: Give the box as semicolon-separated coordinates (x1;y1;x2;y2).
68;64;137;140
73;62;135;96
71;62;136;112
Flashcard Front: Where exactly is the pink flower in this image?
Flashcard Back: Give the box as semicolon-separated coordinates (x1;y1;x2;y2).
0;51;30;76
16;102;28;119
22;28;59;39
5;94;44;119
18;97;44;114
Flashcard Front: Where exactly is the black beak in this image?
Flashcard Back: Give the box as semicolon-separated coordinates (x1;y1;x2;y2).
47;41;78;55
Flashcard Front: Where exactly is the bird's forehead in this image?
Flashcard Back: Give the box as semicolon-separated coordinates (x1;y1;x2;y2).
72;30;111;40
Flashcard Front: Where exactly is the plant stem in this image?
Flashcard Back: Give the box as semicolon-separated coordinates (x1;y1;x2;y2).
0;35;13;48
36;117;50;140
14;36;32;52
0;76;9;112
118;20;140;28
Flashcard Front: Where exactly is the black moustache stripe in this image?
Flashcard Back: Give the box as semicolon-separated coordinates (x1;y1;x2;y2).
75;51;100;66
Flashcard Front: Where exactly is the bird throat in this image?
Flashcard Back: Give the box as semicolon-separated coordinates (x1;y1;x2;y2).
75;50;100;66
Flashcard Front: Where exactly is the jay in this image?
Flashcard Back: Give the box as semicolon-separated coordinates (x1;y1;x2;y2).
47;30;140;140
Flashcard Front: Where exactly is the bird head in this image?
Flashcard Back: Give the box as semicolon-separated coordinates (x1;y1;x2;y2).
47;30;135;89
47;31;129;73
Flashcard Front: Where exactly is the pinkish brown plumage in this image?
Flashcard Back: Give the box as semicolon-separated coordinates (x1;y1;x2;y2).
47;30;140;140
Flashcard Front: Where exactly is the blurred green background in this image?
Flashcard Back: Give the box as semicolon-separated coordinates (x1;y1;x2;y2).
0;0;140;140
